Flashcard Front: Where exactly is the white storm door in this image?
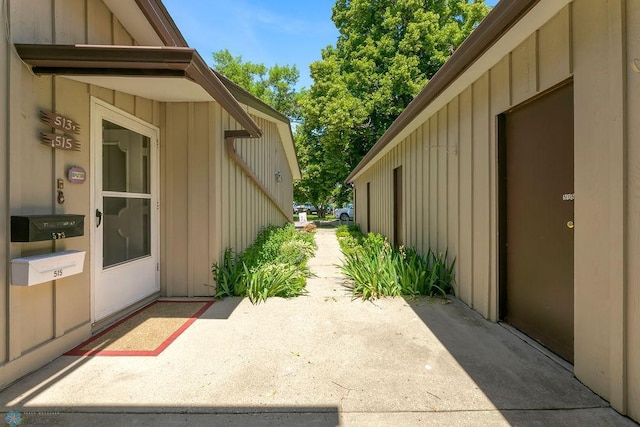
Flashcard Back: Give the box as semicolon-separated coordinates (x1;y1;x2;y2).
92;100;160;322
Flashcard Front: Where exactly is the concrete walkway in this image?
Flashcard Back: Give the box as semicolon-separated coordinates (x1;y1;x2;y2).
0;228;636;426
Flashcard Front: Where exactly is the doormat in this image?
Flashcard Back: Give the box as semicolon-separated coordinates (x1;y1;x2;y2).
66;300;213;356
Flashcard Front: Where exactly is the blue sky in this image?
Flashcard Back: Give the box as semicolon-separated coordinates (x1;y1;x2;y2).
162;0;499;91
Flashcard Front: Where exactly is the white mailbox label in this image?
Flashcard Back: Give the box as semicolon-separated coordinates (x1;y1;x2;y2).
11;250;86;286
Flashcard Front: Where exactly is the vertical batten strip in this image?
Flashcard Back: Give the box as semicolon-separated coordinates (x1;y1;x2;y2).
488;68;497;321
533;30;540;93
186;102;194;297
429;117;437;250
469;84;475;310
423;121;429;255
608;0;628;413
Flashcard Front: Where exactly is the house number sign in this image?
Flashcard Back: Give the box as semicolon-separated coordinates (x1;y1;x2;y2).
40;110;80;134
40;110;82;151
40;133;81;151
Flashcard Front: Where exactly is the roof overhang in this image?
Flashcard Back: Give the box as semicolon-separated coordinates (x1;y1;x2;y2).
346;0;571;183
15;44;262;137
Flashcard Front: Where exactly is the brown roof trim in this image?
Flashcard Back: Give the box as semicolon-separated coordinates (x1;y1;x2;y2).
15;44;262;138
345;0;540;183
134;0;189;47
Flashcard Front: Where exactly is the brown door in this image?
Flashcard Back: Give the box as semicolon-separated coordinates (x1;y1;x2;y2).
501;82;574;362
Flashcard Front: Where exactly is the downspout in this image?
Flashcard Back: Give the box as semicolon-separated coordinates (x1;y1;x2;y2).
224;130;292;223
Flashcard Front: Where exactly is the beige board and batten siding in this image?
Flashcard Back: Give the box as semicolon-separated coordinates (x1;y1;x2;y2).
0;0;160;387
573;0;633;416
161;103;292;297
352;0;640;419
626;1;640;419
0;0;9;379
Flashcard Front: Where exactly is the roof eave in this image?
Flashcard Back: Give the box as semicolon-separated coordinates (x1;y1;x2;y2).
134;0;189;47
15;44;263;138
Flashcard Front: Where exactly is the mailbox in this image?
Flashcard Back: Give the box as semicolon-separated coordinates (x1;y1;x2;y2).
11;214;85;242
11;250;86;286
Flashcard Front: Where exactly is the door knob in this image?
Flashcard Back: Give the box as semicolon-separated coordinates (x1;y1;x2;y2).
567;220;574;229
96;209;103;227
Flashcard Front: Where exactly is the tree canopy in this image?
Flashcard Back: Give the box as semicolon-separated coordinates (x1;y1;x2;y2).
294;0;490;211
211;2;491;216
212;49;301;120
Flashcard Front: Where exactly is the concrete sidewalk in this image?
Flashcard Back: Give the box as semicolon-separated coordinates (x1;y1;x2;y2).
0;228;635;426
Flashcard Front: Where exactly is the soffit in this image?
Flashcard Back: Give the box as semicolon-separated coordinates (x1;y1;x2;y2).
66;76;212;102
101;0;164;46
101;0;188;47
15;44;263;137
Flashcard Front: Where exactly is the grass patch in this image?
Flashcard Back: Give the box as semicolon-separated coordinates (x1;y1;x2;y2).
336;225;455;300
212;224;316;303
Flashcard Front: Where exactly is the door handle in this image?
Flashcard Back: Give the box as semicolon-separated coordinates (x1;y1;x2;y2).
567;220;574;229
96;209;103;227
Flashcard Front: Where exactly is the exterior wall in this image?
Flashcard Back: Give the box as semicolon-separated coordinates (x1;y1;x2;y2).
1;0;10;383
160;105;293;297
352;1;639;419
626;1;640;420
2;0;297;387
572;0;626;409
222;114;293;253
0;0;158;388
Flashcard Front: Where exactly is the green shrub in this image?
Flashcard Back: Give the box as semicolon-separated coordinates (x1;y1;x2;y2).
277;239;315;268
336;224;365;256
212;224;316;303
245;263;307;304
339;232;455;300
211;248;245;298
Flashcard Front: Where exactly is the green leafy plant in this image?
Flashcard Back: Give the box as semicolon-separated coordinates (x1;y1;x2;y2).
338;231;455;300
336;224;365;256
212;224;316;303
245;263;307;304
211;248;245;297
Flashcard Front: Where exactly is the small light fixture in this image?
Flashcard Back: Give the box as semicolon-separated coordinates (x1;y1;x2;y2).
275;171;282;182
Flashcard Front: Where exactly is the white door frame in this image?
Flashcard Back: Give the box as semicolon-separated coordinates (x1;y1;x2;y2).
90;97;160;322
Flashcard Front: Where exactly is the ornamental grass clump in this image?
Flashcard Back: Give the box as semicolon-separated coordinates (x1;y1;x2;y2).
212;224;316;303
338;229;455;300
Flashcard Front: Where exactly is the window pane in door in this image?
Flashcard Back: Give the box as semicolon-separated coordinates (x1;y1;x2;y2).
103;197;151;268
102;120;150;194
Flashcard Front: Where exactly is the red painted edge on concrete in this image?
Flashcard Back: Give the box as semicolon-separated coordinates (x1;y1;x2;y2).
65;300;214;357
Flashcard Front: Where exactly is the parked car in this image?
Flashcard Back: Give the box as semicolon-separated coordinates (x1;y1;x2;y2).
298;202;317;214
334;204;354;221
321;204;334;215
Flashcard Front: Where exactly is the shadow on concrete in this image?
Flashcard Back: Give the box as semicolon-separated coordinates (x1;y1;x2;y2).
405;297;636;426
199;296;243;320
0;405;340;426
